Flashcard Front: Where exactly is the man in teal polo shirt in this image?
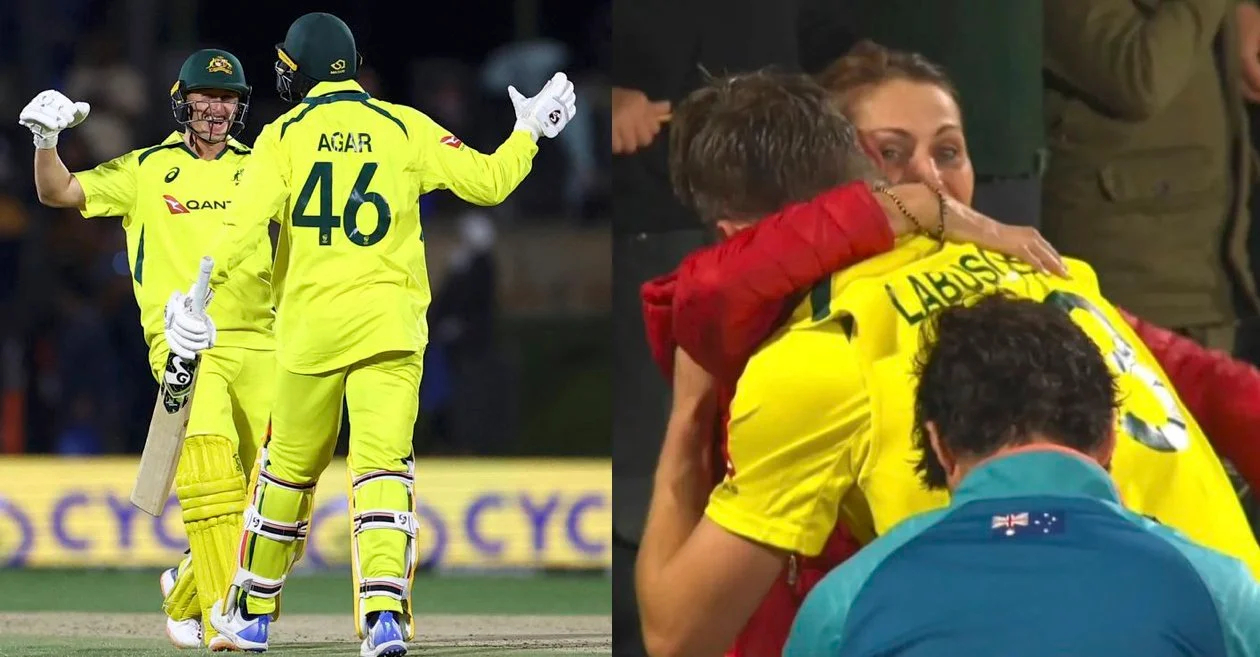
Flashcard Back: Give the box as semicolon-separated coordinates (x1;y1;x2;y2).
786;293;1260;657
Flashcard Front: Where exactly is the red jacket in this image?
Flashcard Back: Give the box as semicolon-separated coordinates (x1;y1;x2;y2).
640;181;1260;657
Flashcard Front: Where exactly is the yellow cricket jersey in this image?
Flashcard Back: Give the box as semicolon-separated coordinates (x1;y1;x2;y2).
708;236;1260;579
209;80;537;374
74;132;274;370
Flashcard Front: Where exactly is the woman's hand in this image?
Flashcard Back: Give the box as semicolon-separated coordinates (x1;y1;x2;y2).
877;183;1068;278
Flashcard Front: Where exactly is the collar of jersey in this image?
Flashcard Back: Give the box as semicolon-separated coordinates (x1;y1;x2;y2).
304;80;369;104
951;448;1121;506
159;131;248;160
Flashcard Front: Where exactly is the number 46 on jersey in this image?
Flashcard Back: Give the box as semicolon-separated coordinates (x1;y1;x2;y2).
293;161;392;247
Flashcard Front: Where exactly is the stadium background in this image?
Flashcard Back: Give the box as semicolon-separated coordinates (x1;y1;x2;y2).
0;0;611;654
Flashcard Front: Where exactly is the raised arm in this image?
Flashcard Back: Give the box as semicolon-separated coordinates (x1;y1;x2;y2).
413;72;574;206
34;147;86;209
659;183;1063;385
413;113;538;207
20;90;92;209
671;182;893;384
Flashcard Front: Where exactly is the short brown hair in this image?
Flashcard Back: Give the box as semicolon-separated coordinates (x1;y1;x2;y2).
817;40;959;115
668;69;877;224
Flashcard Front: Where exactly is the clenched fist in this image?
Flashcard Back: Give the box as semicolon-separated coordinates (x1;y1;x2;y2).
164;289;216;360
18;90;90;150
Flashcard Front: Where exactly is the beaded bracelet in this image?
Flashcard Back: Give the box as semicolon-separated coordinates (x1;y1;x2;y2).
925;184;948;244
872;182;944;242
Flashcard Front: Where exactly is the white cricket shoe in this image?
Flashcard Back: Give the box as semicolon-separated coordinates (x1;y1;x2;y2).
209;596;270;652
160;564;203;649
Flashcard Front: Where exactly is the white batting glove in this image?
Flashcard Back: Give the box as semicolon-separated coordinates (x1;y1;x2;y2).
509;72;577;141
18;90;90;150
163;290;216;360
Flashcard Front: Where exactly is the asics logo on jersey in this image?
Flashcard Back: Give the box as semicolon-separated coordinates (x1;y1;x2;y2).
440;135;463;149
165;167;180;183
163;194;229;214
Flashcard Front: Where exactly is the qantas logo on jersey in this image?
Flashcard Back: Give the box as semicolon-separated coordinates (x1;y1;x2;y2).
440;135;463;149
163;195;188;214
163;194;229;214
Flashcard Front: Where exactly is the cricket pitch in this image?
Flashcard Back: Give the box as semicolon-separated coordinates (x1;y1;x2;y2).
0;612;610;656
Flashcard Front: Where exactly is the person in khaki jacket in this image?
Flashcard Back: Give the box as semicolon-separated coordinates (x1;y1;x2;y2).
1041;0;1260;352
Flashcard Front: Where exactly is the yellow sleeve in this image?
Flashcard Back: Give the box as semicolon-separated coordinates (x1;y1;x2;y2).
209;124;290;286
705;324;870;557
410;110;538;205
73;151;138;218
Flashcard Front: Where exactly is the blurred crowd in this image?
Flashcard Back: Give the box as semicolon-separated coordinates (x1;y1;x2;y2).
0;0;612;457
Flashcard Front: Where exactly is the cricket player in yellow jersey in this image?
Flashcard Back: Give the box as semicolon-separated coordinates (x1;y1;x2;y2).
162;13;576;656
20;50;280;650
636;71;1260;657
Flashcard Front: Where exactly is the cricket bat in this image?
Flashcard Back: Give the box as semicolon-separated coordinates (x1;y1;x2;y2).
130;256;214;516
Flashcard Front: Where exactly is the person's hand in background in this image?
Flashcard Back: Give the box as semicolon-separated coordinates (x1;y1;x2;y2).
1237;1;1260;102
612;86;670;155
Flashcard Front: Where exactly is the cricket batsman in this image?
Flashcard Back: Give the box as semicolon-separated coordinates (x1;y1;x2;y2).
20;50;280;649
162;12;576;656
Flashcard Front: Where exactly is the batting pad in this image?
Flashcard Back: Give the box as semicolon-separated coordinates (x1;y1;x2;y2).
162;554;200;621
175;434;247;644
349;461;418;640
292;482;315;567
232;450;314;619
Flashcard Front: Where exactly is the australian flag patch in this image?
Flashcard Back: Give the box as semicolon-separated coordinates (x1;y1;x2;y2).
991;510;1065;538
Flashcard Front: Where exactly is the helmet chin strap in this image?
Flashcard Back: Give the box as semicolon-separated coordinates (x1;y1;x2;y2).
190;128;227;144
186;109;233;147
185;118;231;153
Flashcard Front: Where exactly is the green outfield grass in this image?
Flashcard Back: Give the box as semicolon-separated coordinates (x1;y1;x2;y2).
0;570;611;656
0;569;611;614
0;638;604;657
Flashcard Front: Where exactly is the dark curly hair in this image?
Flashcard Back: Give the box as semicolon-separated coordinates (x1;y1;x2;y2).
912;292;1121;489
